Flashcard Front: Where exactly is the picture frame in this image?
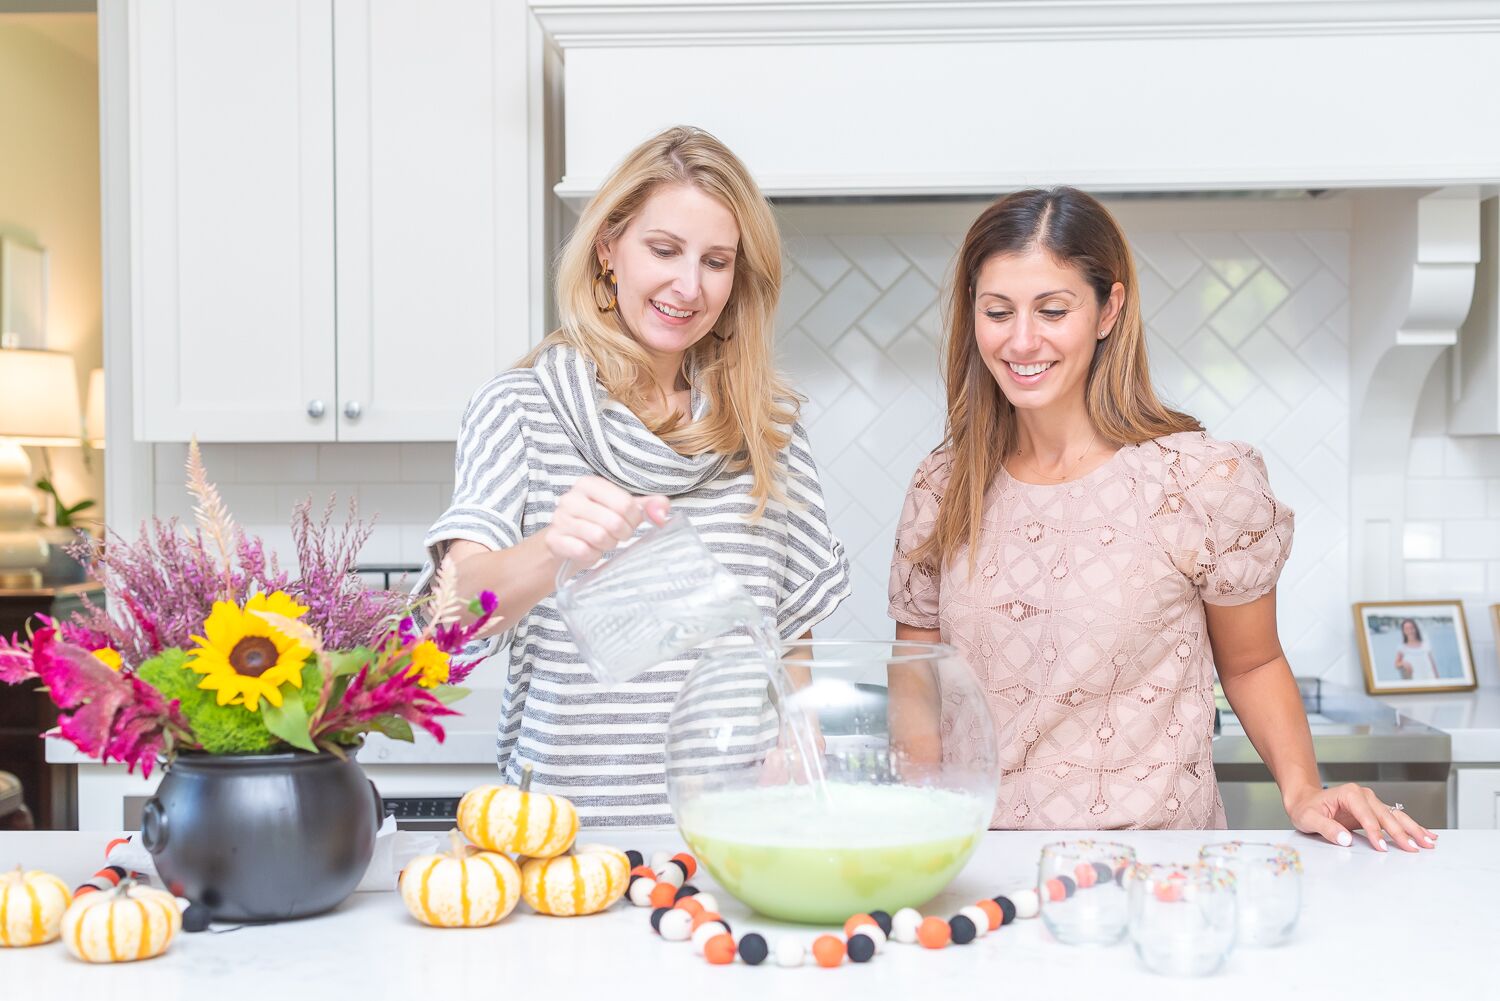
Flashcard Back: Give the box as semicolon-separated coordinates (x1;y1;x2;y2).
1353;600;1477;695
0;235;49;348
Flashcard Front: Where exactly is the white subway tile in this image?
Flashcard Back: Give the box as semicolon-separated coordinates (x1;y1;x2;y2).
1488;479;1500;518
399;443;457;482
1443;520;1500;560
233;444;319;483
1406;437;1446;477
1405;561;1487;595
1490;562;1500;594
353;483;445;524
1444;436;1500;478
318;443;401;482
1404;479;1446;520
1402;521;1443;560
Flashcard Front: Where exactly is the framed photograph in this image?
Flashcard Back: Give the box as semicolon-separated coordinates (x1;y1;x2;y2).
1353;600;1477;695
0;236;49;348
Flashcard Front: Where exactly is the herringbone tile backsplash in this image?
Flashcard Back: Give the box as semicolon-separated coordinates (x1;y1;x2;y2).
774;202;1353;685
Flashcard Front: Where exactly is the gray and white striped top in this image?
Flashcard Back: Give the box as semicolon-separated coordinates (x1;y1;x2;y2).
423;343;851;827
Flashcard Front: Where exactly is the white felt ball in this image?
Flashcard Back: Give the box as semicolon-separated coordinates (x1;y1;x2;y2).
960;905;991;937
692;921;728;954
891;907;923;943
654;865;685;889
628;878;657;907
691;892;720;915
659;908;694;941
651;852;672;870
854;922;886;951
775;936;805;967
1009;888;1040;920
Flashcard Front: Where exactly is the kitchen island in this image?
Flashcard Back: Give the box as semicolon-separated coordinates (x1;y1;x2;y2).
3;828;1491;995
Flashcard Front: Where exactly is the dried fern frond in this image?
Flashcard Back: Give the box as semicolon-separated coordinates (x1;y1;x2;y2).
423;554;466;629
185;438;238;600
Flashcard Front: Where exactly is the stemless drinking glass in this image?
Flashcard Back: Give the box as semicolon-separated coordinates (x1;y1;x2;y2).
1199;842;1302;946
553;513;768;686
1037;840;1136;944
1127;861;1238;977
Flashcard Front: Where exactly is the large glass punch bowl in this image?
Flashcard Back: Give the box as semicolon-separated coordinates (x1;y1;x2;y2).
665;640;999;923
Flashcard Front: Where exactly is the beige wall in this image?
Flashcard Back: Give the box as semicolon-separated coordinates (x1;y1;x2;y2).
0;13;103;527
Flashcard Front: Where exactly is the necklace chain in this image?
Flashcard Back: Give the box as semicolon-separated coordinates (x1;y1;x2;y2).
1016;428;1100;483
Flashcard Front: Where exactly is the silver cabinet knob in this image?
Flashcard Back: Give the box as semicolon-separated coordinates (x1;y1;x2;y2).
307;399;326;419
343;401;363;420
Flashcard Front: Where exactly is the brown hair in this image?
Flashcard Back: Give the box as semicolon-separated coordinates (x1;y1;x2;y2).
913;187;1201;572
523;126;797;516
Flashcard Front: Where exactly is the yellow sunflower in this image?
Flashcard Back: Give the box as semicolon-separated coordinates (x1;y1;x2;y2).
405;640;450;689
91;648;123;672
186;591;313;711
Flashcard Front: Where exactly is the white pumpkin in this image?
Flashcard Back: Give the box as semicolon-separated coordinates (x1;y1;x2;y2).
400;830;522;928
61;881;181;963
458;765;579;859
521;843;630;917
0;867;70;947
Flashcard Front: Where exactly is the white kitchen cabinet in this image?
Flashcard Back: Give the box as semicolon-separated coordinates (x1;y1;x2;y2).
1456;766;1500;829
132;0;530;443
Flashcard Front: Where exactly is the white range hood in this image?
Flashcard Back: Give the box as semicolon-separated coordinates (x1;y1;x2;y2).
532;0;1500;200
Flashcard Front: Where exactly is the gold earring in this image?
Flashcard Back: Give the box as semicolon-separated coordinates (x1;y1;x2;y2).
710;329;733;342
594;260;617;313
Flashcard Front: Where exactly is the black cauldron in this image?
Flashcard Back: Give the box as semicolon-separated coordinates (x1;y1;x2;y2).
140;750;382;921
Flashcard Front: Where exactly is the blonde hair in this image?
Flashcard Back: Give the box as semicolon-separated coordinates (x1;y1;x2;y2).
913;187;1202;573
523;126;797;516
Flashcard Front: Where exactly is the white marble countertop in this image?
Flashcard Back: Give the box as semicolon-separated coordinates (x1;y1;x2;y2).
1379;688;1500;762
3;827;1492;996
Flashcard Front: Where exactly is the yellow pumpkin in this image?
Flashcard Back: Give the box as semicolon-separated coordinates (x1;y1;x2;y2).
400;830;522;928
521;843;629;917
60;881;180;963
458;765;578;859
0;867;70;947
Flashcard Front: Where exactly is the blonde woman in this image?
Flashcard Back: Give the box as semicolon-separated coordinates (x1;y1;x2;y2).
889;187;1435;851
423;127;849;827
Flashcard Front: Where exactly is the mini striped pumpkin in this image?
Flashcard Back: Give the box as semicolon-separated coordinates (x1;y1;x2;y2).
458;765;578;859
0;867;70;947
60;881;181;963
521;843;629;917
400;830;522;928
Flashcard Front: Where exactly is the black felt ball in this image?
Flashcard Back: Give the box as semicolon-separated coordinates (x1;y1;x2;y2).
869;909;893;936
949;914;977;945
1057;875;1077;898
738;932;770;966
182;903;212;933
848;932;877;962
994;896;1017;926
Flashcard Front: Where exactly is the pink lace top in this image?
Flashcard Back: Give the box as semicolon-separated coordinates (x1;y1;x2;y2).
888;432;1294;830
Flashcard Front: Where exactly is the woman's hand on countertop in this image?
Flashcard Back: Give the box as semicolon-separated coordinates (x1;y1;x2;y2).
1284;781;1438;852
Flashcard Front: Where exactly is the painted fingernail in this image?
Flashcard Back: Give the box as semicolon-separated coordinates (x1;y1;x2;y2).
1338;832;1352;846
1378;839;1387;851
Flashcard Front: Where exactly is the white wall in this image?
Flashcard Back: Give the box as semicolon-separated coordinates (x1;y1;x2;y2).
1404;363;1500;686
0;15;102;523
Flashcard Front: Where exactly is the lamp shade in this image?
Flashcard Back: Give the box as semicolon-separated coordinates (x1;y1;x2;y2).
85;366;105;447
0;348;82;445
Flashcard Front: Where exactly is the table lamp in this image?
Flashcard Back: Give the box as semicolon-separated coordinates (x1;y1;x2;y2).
84;367;105;448
0;346;82;588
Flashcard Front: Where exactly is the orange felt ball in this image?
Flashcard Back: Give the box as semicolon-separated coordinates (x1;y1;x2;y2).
675;897;705;917
1045;877;1067;902
843;913;876;937
672;853;698;879
705;933;737;965
1074;862;1097;888
649;882;678;909
629;865;655;880
812;934;846;968
976;899;1004;931
691;910;724;932
917;916;952;949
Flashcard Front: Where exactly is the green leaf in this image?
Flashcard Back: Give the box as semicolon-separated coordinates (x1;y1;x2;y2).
366;716;414;742
326;648;374;678
431;685;470;706
261;692;317;752
65;499;96;515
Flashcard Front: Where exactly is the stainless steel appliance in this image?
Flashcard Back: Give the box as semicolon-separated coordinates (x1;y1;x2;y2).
1214;678;1451;828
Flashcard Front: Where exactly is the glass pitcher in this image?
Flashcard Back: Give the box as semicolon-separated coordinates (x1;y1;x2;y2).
553;512;772;687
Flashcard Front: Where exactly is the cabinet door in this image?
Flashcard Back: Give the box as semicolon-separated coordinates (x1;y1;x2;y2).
134;0;337;441
1456;767;1500;829
333;0;531;442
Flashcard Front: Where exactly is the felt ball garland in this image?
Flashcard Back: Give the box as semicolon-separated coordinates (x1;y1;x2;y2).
623;847;1127;969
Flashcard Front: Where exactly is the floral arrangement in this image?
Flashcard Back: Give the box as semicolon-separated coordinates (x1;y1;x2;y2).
0;443;496;775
